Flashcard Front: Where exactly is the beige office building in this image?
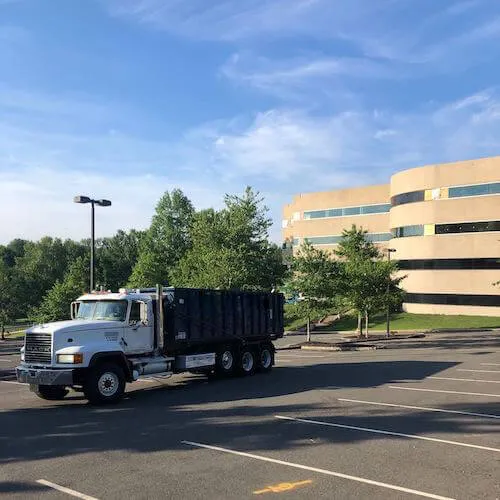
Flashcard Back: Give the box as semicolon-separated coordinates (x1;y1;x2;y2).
283;156;500;316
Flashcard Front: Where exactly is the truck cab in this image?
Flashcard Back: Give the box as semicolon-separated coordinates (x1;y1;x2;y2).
17;288;173;404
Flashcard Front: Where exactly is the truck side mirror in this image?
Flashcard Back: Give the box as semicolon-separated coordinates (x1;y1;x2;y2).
140;302;149;325
70;302;80;320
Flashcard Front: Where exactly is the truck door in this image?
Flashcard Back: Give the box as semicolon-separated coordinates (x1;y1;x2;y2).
122;300;154;354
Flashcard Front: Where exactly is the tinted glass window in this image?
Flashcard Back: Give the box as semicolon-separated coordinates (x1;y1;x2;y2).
392;225;424;238
303;204;389;219
343;206;361;216
361;204;391;214
405;293;500;307
435;220;500;234
366;233;392;242
391;191;425;206
305;236;342;245
397;258;500;270
449;182;500;198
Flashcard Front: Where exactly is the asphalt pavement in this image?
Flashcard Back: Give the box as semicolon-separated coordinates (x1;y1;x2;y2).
0;330;499;499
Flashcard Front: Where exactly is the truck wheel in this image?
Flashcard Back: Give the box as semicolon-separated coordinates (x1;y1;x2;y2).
258;345;274;373
216;348;235;377
84;363;125;405
33;385;69;401
238;348;255;376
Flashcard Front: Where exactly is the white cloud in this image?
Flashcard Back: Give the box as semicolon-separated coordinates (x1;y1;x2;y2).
2;85;500;246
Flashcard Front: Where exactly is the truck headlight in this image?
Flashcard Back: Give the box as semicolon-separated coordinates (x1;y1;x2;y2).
20;349;25;362
57;353;83;364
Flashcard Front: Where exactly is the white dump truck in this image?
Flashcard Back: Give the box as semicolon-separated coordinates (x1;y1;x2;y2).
16;286;284;404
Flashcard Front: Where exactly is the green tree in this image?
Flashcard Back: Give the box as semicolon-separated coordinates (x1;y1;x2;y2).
172;187;286;290
96;229;143;290
13;237;82;312
0;261;15;339
128;190;194;287
335;225;405;337
286;241;342;341
30;257;88;324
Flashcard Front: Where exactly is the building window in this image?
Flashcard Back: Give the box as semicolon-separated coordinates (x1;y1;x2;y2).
392;225;424;238
397;258;500;270
303;203;390;220
391;190;425;207
449;182;500;198
392;220;500;238
392;182;500;207
405;293;500;307
302;233;392;246
435;220;500;234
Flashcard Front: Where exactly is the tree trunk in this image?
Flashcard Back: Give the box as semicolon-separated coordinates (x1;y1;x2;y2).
365;310;369;338
356;312;362;337
1;324;5;341
306;315;311;343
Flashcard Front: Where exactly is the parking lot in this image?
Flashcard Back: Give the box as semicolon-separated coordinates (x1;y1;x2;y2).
1;331;499;500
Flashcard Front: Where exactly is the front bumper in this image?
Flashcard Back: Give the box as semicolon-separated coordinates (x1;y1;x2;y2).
16;366;74;386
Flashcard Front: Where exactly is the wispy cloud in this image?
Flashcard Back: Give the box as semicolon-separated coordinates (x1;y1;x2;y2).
220;52;396;102
104;0;392;41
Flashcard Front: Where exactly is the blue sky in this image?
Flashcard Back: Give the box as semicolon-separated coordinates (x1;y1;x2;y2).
1;0;500;244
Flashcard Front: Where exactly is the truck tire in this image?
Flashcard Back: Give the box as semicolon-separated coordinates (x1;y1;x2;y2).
258;344;274;373
215;347;235;377
33;385;69;401
238;348;256;376
83;363;126;405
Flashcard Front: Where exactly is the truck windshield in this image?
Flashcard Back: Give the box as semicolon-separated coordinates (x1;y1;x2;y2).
76;301;128;322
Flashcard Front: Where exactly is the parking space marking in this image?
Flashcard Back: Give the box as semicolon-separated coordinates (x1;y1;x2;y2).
0;380;24;385
182;441;455;500
458;369;500;374
254;480;312;495
429;376;500;384
274;415;500;453
389;386;500;398
36;480;99;500
338;398;500;420
481;363;500;367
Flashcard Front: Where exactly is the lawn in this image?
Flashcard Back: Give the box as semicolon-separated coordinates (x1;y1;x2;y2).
285;305;500;332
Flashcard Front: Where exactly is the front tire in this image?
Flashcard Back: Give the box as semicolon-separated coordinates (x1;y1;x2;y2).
83;363;125;405
33;385;68;401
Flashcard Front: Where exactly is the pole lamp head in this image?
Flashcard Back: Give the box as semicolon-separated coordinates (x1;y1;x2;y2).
73;195;91;204
96;199;112;207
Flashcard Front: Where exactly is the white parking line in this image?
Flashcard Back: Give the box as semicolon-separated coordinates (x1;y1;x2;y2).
457;369;500;374
338;398;500;420
429;376;500;384
37;480;99;500
0;380;24;385
274;415;500;453
182;441;455;500
389;386;500;398
481;363;500;367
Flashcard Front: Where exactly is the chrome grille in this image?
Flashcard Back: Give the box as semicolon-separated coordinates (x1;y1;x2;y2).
25;332;52;364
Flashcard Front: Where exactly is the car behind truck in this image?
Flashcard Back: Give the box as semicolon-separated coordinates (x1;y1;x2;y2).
17;286;284;404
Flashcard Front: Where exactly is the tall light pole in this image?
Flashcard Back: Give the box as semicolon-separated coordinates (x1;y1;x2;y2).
74;196;112;292
386;248;397;338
